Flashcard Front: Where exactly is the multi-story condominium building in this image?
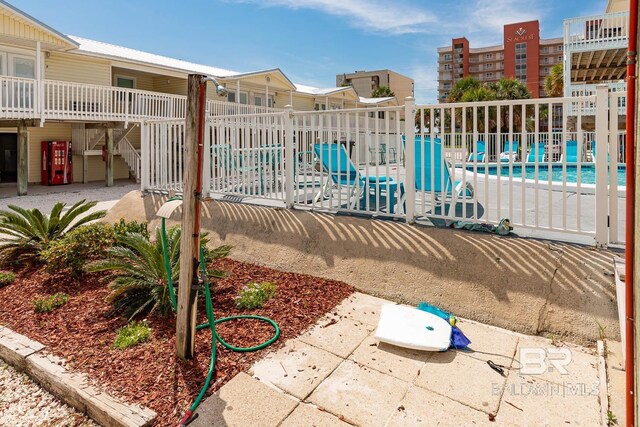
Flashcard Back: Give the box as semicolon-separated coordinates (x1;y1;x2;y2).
437;21;562;101
0;1;396;196
336;69;414;101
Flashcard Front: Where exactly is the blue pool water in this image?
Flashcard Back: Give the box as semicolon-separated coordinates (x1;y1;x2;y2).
465;164;627;186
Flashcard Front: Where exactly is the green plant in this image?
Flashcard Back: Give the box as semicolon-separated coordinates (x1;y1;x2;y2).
371;86;394;98
41;223;116;276
607;410;618;425
113;218;149;239
545;63;564;98
0;271;16;287
34;293;69;313
89;226;229;319
235;282;277;310
114;321;152;349
0;200;106;265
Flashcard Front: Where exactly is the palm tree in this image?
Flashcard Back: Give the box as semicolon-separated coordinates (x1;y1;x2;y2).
371;86;395;98
90;226;230;319
447;77;481;103
0;200;106;264
545;63;564;98
489;78;531;101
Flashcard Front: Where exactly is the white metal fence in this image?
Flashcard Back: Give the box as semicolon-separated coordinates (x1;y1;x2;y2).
141;86;626;246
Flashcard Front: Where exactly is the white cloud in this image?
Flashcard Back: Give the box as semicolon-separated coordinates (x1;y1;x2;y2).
228;0;436;34
409;64;439;104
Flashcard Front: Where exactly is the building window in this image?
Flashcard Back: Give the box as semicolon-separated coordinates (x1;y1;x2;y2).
543;57;548;64
544;67;549;73
115;76;135;89
515;42;527;83
239;92;248;105
557;45;563;52
443;82;451;89
444;53;451;60
542;47;548;53
486;63;493;69
444;63;451;71
558;56;562;62
314;103;326;111
485;53;493;59
227;91;236;103
485;72;493;79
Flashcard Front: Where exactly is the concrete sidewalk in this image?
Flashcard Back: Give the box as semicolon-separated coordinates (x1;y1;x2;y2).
191;293;605;427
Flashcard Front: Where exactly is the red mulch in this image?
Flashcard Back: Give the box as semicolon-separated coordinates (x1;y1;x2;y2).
0;259;353;426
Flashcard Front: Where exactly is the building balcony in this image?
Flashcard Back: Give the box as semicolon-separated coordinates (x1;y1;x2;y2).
0;76;281;124
568;81;626;115
563;11;629;53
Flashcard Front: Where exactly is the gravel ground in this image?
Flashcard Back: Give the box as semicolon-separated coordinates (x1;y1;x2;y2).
0;180;138;213
0;361;96;427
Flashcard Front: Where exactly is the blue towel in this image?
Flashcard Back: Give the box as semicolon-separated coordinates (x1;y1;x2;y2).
417;302;471;349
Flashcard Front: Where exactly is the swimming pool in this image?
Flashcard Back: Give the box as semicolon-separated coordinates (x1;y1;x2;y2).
465;163;626;186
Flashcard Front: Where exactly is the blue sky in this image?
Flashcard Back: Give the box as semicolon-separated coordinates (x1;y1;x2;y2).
16;0;606;102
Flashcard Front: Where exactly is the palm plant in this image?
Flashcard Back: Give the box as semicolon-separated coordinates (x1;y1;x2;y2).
371;86;395;98
0;199;106;264
89;226;230;319
545;63;564;98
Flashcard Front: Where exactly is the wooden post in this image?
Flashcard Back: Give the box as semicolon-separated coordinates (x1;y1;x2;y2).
17;120;27;196
105;128;113;187
176;74;205;360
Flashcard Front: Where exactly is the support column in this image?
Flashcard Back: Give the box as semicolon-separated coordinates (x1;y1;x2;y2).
105;127;113;187
83;154;89;184
17;120;27;196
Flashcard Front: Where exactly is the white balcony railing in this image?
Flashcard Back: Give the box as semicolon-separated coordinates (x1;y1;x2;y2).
568;82;626;115
564;11;629;52
0;76;37;119
42;79;187;122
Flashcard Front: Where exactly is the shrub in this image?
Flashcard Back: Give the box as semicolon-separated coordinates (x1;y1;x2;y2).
0;200;106;265
113;218;149;239
89;226;230;319
41;224;116;276
235;282;277;310
34;293;69;313
114;321;151;349
0;271;16;287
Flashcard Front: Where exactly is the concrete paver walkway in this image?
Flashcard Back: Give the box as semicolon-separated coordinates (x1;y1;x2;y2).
192;293;604;427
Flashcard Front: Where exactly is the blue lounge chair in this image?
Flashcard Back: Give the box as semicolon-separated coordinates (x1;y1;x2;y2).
563;140;578;162
500;141;519;162
411;136;474;201
468;140;486;162
313;143;403;213
526;142;545;163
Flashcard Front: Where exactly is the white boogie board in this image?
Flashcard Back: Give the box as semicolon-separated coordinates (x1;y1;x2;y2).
374;304;452;351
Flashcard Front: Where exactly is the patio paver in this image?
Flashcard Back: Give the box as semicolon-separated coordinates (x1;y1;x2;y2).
249;339;342;399
298;313;372;359
349;332;431;382
413;350;506;415
194;292;606;427
190;372;297;427
279;402;351;427
386;384;494;427
308;359;409;427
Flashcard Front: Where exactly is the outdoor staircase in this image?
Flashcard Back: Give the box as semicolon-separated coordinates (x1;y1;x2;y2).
71;123;142;183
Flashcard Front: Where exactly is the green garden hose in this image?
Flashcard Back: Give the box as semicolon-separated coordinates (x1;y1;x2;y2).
160;198;280;426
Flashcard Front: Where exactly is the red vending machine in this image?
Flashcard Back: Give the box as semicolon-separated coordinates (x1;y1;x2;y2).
41;141;73;185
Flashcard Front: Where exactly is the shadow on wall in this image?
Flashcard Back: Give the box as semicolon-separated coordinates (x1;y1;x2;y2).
107;191;618;342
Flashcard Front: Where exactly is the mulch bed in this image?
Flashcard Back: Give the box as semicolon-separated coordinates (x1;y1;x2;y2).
0;259;353;426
